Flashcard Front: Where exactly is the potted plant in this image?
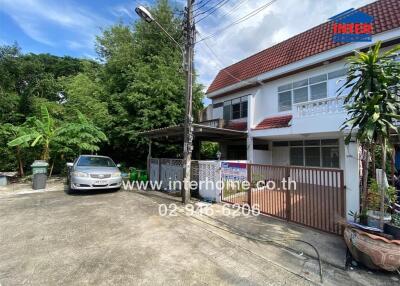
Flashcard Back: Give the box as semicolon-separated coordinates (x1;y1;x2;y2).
384;213;400;240
366;179;393;228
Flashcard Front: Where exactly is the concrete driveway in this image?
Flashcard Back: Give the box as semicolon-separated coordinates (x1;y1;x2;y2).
0;187;397;285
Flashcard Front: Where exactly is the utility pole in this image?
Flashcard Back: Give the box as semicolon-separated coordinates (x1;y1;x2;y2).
182;0;195;204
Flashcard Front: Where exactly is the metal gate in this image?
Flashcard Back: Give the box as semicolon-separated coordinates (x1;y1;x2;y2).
222;163;345;235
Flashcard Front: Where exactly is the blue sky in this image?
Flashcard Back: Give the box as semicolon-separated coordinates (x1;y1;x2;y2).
1;0;374;97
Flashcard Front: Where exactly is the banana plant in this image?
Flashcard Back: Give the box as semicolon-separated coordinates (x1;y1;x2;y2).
8;105;62;161
2;123;31;176
8;105;108;170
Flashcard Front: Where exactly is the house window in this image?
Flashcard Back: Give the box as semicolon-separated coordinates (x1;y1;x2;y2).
241;98;248;118
328;69;347;79
321;139;339;168
273;141;289;147
284;139;339;168
310;82;327;100
223;95;249;120
305;147;321;166
293;86;308;103
277;70;352;110
223;101;231;121
232;98;241;119
290;147;304;166
278;90;292;111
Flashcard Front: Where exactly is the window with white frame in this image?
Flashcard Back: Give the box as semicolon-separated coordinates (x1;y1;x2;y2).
282;139;340;168
223;95;248;120
278;83;292;111
277;68;348;111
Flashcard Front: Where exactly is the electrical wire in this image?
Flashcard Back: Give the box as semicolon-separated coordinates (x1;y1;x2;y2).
194;0;231;23
193;0;213;12
196;0;278;43
217;0;251;20
197;31;257;86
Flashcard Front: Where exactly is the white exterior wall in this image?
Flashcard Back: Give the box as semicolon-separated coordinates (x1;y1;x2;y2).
250;59;350;135
207;35;400;218
343;139;360;220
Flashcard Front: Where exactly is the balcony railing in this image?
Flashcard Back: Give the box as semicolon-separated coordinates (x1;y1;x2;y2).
198;118;225;128
294;96;345;118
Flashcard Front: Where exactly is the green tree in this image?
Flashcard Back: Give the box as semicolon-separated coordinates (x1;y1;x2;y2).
0;123;32;175
61;73;110;129
96;0;203;164
8;105;61;161
8;106;107;164
341;42;400;226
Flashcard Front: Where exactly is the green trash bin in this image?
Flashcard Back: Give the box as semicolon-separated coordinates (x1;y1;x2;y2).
129;168;138;182
138;170;148;182
31;160;49;190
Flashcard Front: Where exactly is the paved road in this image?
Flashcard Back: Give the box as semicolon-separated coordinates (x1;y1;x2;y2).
0;188;397;285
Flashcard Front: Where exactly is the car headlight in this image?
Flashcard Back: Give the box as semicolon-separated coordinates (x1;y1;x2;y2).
72;171;89;178
112;172;121;178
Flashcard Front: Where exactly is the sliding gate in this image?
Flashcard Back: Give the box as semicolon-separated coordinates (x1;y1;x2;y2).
221;164;345;235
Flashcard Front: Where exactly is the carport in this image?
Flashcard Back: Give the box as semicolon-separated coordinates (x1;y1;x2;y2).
139;123;247;162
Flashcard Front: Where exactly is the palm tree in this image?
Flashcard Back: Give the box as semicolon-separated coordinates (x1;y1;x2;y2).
340;41;400;227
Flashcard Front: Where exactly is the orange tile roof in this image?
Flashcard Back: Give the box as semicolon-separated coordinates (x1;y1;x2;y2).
224;121;247;131
253;115;292;130
206;0;400;95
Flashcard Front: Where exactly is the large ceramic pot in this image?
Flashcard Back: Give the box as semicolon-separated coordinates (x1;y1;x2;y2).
344;227;400;271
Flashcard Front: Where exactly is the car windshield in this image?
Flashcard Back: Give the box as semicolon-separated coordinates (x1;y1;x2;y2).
77;156;116;167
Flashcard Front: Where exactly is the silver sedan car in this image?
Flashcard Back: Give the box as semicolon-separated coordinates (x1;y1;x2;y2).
67;155;122;192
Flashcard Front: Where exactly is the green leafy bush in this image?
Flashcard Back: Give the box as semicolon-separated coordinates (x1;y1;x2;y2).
391;213;400;227
367;179;397;210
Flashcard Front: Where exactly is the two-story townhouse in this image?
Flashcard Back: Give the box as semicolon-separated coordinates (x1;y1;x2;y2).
205;0;400;218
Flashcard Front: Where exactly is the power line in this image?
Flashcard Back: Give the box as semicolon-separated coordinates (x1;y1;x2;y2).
197;31;256;86
194;0;231;23
193;0;213;12
217;0;250;20
196;0;278;43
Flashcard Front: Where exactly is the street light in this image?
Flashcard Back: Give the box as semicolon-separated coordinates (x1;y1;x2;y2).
135;6;154;23
135;5;184;55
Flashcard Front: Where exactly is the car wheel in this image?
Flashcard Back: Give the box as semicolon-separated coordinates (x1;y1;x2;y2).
66;183;75;195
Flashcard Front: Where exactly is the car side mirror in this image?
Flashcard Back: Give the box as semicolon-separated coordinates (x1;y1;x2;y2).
116;163;121;168
66;162;73;167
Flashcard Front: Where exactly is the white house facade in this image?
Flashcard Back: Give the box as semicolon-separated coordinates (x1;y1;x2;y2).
204;0;400;218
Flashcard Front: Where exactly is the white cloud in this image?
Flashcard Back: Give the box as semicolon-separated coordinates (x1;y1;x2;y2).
0;0;110;50
111;3;135;19
194;0;376;91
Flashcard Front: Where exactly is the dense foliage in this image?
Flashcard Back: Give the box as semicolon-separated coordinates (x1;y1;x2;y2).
0;0;203;175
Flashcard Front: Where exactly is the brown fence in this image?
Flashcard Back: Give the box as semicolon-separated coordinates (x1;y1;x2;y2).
222;164;345;235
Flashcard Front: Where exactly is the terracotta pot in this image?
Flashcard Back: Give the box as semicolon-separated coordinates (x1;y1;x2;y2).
344;227;400;271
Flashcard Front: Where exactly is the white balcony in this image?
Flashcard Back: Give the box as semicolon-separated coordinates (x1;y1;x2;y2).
294;97;345;118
